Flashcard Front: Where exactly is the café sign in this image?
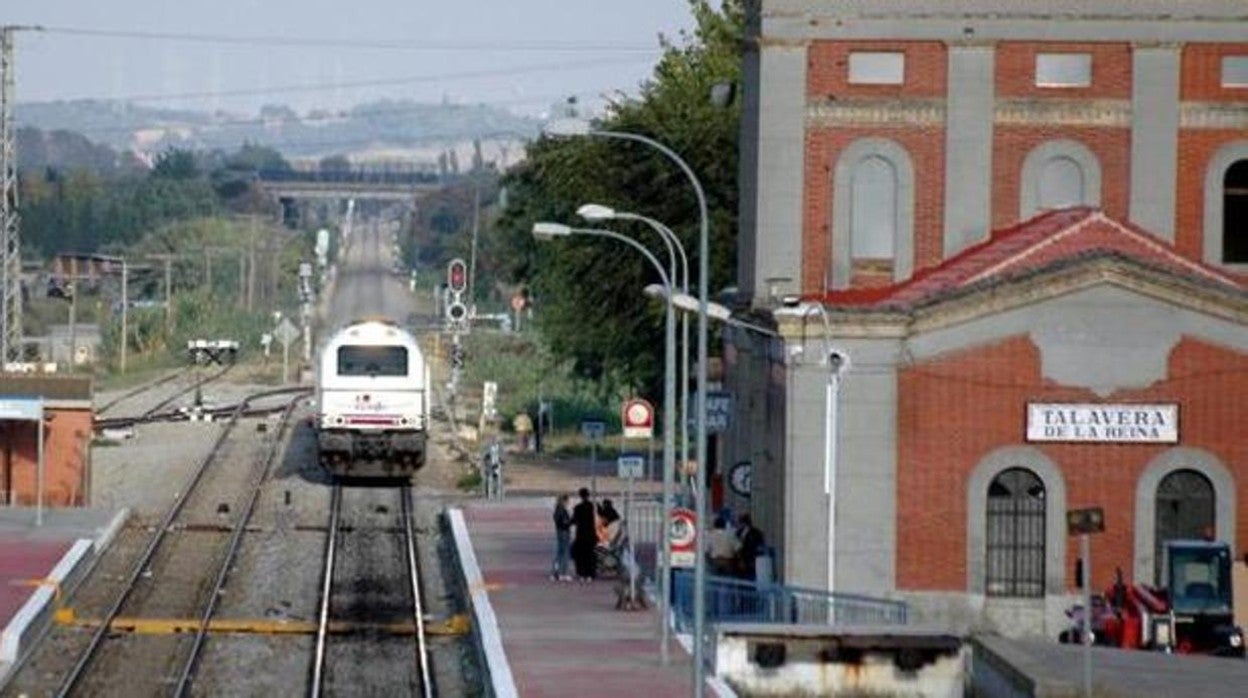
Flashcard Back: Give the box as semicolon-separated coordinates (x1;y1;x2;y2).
1027;403;1178;444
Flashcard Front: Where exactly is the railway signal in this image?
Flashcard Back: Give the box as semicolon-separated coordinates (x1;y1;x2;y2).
447;258;467;295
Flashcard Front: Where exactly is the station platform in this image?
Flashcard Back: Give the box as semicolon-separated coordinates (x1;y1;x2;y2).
451;498;724;697
0;507;128;681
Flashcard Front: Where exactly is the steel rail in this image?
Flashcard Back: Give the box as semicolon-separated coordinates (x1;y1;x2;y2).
401;486;434;698
309;484;343;698
173;394;305;696
95;369;182;415
138;364;234;420
94;385;309;430
55;386;285;697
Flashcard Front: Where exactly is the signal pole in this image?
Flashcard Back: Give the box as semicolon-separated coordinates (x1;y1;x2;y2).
0;26;41;364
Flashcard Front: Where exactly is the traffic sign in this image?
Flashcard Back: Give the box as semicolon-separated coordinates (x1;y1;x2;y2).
616;453;645;479
273;318;299;347
580;419;606;441
670;508;697;568
622;398;655;439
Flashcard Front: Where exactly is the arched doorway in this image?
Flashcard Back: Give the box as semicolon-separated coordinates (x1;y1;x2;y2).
1223;160;1248;263
986;468;1046;597
1155;469;1216;584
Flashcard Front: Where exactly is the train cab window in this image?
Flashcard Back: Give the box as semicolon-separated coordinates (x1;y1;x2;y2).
337;346;408;377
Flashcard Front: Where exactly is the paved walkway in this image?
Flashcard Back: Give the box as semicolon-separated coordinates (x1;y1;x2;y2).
458;498;715;697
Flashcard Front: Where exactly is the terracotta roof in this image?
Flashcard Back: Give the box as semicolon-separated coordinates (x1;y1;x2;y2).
818;208;1246;308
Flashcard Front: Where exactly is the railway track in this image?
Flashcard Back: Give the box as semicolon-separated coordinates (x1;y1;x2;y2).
95;364;234;422
311;484;433;697
45;387;305;697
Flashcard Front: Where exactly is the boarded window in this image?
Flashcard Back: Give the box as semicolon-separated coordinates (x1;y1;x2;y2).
986;468;1046;598
1038;157;1085;210
848;52;905;85
849;156;897;259
1222;56;1248;88
1036;54;1092;88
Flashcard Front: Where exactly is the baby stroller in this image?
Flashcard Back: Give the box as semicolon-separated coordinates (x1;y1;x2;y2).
595;525;628;578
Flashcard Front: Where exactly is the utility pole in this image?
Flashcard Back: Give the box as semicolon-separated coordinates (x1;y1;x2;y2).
148;254;177;333
119;259;128;373
247;217;257;312
67;257;77;368
0;26;41;364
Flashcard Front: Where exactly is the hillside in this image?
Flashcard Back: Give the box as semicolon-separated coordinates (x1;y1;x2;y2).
16;98;539;161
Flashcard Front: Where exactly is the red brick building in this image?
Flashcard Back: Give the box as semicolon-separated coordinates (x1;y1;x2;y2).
727;1;1248;636
0;375;92;507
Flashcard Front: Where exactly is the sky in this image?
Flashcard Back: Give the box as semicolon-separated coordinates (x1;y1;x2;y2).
3;0;695;116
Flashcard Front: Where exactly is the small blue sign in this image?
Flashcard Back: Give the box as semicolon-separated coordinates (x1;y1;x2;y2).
617;453;645;479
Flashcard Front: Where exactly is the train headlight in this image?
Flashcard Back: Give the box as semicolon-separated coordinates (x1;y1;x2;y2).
1230;632;1243;648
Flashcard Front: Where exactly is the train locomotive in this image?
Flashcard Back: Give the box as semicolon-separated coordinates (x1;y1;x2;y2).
316;318;430;479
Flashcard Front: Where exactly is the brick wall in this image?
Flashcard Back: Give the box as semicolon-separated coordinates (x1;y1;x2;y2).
995;42;1133;99
991;126;1132;230
803;126;945;293
1181;44;1248;102
807;40;947;99
896;336;1248;594
0;409;91;507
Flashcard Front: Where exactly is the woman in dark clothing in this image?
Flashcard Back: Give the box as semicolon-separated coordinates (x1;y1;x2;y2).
550;494;573;581
570;487;598;582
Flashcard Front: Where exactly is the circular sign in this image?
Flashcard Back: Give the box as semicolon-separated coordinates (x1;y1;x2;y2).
669;508;697;568
622;398;655;439
729;461;752;497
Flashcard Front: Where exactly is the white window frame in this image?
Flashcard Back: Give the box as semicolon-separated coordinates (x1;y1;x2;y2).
1035;53;1092;88
1222;56;1248;88
848;52;905;86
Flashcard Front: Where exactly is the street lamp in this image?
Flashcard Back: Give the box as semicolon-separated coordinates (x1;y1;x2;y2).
779;298;847;599
546;118;712;690
578;203;693;526
531;222;677;612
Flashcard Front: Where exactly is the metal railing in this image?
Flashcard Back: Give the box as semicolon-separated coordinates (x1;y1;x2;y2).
670;570;909;631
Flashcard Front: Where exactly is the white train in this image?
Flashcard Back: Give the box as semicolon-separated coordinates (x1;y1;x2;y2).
316;318;430;479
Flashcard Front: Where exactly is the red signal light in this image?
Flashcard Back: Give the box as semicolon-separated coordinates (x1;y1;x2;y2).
447;259;468;293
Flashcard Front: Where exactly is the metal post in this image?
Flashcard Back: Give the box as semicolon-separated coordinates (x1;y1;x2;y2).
0;27;27;365
281;337;290;384
67;257;77;369
119;261;128;373
469;178;480;306
35;409;43;527
590;438;597;498
163;255;173;332
826;368;838;600
1082;532;1092;698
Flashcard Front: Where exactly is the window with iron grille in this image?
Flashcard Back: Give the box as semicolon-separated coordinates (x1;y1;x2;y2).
1155;469;1215;585
986;468;1046;598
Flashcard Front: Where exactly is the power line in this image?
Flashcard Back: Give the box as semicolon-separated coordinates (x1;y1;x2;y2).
37;26;660;54
100;56;651;103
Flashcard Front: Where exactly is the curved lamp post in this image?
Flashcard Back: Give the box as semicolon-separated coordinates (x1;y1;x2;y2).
532;222;676;631
548;119;711;685
578;203;693;511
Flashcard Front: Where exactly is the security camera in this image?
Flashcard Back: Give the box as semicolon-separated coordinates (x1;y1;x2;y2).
828;350;849;372
780;294;802;308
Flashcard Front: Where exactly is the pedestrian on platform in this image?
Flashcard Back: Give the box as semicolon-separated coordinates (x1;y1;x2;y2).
735;514;765;581
550;493;574;582
597;499;622;547
513;412;534;452
571;487;598;582
707;516;740;577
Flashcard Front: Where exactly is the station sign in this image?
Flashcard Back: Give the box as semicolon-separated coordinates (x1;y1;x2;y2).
622;398;655;440
689;391;733;434
1026;403;1178;444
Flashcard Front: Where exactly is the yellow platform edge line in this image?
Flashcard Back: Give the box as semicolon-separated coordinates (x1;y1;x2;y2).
56;613;469;636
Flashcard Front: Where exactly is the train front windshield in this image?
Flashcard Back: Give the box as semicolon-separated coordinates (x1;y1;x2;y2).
337;346;408;377
1169;545;1232;614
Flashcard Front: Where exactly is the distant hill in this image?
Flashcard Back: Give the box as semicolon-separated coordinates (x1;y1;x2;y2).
16;127;144;174
16;99;539;161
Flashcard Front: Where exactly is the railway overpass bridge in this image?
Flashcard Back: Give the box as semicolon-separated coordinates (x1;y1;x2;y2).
256;169;442;203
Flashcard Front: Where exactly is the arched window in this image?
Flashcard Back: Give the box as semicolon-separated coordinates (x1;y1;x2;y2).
1223;160;1248;264
1155;469;1215;584
830;138;915;288
850;155;898;260
986;468;1046;597
1020;140;1102;220
1038;156;1084;211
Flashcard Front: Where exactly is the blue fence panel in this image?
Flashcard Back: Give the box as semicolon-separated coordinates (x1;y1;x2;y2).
670;570;908;633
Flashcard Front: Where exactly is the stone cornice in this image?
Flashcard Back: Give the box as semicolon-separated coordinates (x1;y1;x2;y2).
807;99;945;128
995;99;1132;128
1180;102;1248;129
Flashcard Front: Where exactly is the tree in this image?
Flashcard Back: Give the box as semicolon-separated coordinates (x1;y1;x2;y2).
151;148;200;180
494;0;743;398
